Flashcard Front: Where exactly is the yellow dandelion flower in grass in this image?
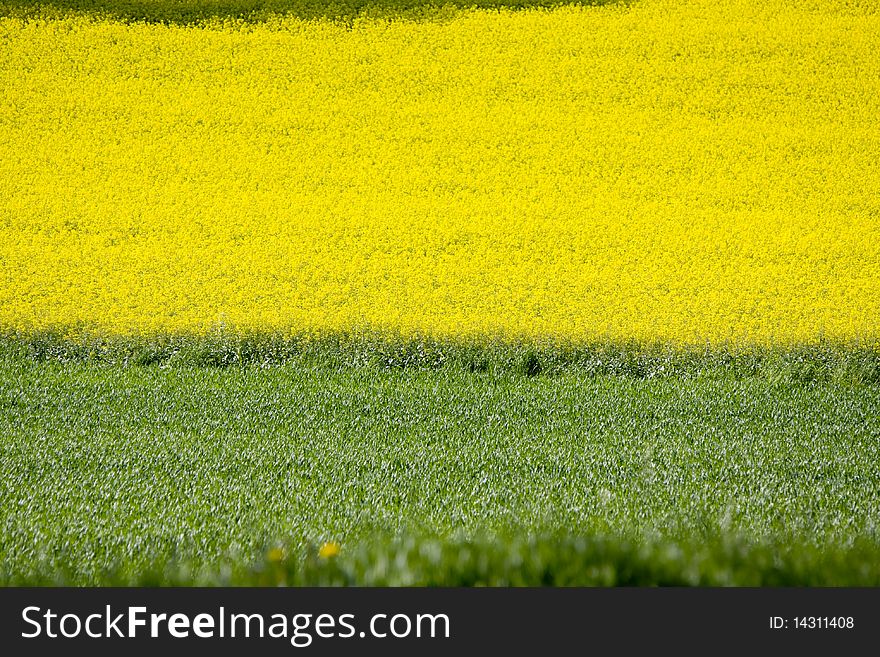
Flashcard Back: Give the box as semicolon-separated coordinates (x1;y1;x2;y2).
267;547;285;562
318;542;341;559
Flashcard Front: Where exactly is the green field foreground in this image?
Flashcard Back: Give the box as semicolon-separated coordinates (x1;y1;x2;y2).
1;346;879;585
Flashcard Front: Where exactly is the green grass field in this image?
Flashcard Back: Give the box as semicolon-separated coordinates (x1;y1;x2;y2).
2;338;878;585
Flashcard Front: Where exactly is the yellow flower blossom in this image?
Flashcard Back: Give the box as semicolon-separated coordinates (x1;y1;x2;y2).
1;0;878;345
318;542;341;559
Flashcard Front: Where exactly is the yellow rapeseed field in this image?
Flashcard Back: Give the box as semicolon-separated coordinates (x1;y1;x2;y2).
1;0;879;344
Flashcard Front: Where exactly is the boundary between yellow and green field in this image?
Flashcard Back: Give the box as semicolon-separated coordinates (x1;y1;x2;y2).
2;328;879;382
0;0;623;25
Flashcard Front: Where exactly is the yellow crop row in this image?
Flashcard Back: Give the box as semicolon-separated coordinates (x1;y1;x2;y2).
1;0;879;344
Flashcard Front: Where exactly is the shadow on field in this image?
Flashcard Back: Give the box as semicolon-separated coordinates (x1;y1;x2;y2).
0;0;619;24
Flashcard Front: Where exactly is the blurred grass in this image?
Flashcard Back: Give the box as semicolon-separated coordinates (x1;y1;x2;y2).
9;532;880;586
223;533;880;586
